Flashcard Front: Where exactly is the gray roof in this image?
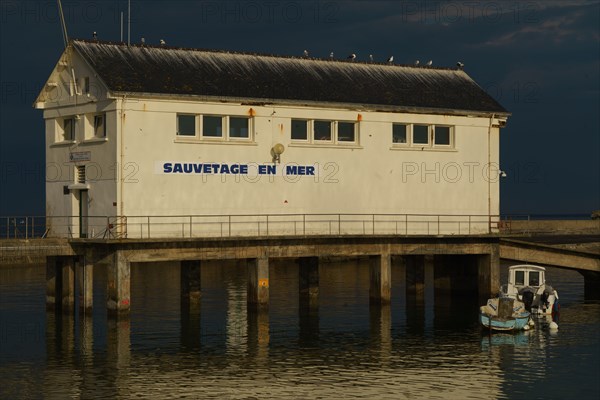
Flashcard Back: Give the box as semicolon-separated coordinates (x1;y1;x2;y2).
72;40;508;116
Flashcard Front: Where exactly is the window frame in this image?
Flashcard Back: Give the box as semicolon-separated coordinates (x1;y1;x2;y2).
93;113;107;138
433;125;453;147
63;117;75;141
392;123;409;146
228;116;251;141
176;113;197;137
336;121;357;144
291;119;309;142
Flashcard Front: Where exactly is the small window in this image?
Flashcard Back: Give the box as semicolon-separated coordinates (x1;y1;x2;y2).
63;118;75;141
314;121;332;141
413;125;429;145
529;271;540;286
434;126;451;146
337;122;355;142
291;119;308;141
203;116;222;138
84;77;90;94
177;114;196;136
229;117;249;139
515;271;525;286
94;114;106;137
392;124;407;144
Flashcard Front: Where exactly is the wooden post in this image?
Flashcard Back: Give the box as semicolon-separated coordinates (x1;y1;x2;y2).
107;251;130;315
247;257;269;310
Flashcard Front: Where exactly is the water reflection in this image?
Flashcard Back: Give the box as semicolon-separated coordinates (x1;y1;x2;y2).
1;262;599;399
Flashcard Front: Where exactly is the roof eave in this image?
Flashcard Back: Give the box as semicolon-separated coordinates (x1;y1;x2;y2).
108;91;511;119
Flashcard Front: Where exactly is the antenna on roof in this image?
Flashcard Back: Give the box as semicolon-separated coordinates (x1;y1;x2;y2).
120;11;124;42
127;0;131;46
57;0;68;48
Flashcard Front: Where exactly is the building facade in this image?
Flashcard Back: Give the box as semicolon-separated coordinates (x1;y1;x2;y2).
35;40;509;238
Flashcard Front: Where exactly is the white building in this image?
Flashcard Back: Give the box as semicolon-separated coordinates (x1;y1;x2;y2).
35;40;509;238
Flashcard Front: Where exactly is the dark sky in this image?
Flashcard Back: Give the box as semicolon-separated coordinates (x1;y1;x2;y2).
1;0;598;216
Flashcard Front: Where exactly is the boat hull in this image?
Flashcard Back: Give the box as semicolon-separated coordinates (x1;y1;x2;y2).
480;311;531;332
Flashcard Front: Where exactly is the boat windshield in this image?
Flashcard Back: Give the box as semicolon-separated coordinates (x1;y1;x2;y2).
515;270;525;285
529;271;540;286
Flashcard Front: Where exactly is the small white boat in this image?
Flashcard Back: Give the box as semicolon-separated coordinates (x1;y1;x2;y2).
501;264;559;315
480;297;531;331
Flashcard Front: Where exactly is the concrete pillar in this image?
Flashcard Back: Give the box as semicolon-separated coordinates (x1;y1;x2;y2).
77;256;93;316
61;257;76;314
46;256;58;311
107;251;130;315
434;255;452;296
247;257;269;310
299;257;319;308
406;255;425;297
369;253;391;304
181;260;202;307
181;260;202;349
299;257;319;341
478;245;500;301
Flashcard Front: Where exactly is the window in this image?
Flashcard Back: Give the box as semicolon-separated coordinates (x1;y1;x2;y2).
392;123;454;149
202;116;223;138
63;118;75;141
392;124;407;144
515;271;525;286
529;271;540;286
434;126;451;146
229;117;249;139
337;122;356;142
94;114;106;138
291;119;308;140
314;121;332;141
177;114;196;136
413;125;429;145
291;119;358;145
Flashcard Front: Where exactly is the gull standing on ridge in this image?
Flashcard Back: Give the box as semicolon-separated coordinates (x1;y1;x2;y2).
387;56;394;64
414;60;420;66
303;50;309;57
426;60;433;66
347;53;356;61
329;52;334;59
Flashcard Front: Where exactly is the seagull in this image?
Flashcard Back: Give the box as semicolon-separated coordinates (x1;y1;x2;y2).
426;60;433;66
303;49;309;57
92;31;97;40
329;51;334;59
414;60;420;66
347;53;356;61
160;39;166;45
456;61;464;68
387;56;394;64
369;54;374;62
141;37;145;45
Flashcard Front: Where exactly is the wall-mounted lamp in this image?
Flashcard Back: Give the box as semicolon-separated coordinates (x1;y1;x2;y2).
271;143;285;164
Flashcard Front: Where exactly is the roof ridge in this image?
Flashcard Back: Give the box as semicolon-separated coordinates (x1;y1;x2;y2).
70;38;461;71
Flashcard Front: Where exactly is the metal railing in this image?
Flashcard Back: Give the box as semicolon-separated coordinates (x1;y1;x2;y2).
0;214;503;239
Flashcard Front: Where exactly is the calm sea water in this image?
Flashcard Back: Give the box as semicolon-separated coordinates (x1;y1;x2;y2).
1;259;598;399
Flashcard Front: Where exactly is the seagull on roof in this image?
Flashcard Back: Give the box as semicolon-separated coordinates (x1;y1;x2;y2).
368;54;373;62
456;61;464;68
387;56;394;64
426;60;433;66
141;37;145;45
160;39;166;45
329;52;334;59
303;49;309;58
347;53;356;61
92;31;97;40
414;60;420;66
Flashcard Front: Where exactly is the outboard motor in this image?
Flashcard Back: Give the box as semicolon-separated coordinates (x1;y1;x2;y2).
520;289;535;312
